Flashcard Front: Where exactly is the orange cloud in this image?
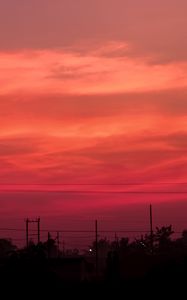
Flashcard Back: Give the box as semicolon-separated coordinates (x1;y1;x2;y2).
0;43;187;95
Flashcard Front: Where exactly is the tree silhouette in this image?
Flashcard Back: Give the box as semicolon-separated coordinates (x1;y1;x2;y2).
155;225;174;250
0;239;17;258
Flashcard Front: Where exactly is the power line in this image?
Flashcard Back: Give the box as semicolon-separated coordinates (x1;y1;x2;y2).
0;228;24;232
1;190;187;194
1;183;187;185
0;228;184;234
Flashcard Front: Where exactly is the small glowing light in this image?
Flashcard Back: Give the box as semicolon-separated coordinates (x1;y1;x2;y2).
89;248;93;252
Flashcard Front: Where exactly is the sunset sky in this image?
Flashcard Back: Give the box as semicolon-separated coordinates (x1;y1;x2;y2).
0;0;187;236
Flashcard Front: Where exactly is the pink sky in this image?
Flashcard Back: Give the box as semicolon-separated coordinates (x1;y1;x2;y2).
0;0;187;236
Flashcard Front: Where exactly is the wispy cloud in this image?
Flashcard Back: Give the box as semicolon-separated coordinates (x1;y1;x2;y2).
0;44;187;95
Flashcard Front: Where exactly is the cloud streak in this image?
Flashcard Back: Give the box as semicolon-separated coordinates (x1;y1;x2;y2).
0;45;187;95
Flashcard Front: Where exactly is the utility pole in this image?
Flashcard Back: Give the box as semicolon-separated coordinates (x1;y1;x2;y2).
25;218;41;247
95;220;98;278
48;232;51;258
56;231;60;257
26;218;29;248
150;204;153;254
37;218;40;244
